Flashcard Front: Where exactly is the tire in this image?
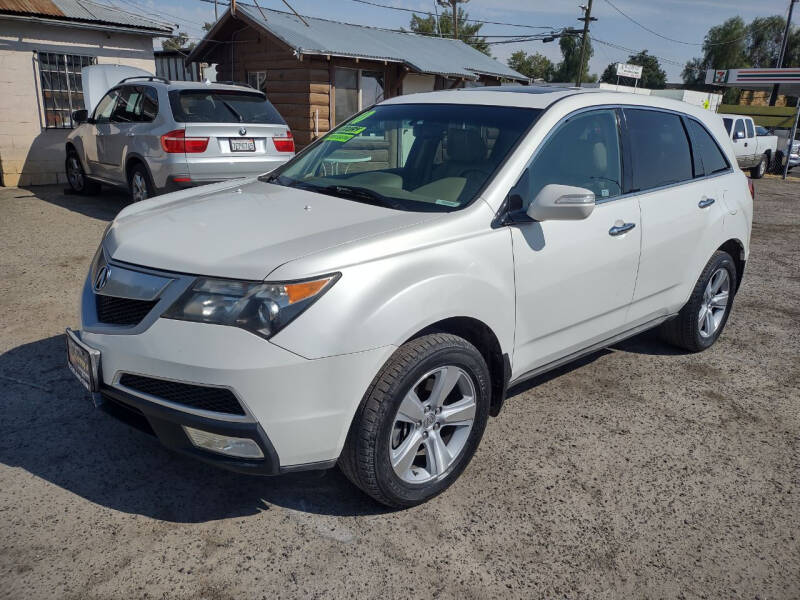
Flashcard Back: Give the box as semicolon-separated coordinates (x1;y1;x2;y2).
65;149;100;195
750;153;767;179
659;250;737;352
339;333;491;508
128;163;154;202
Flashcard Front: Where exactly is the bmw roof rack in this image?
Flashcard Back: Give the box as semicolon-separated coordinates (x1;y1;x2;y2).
117;75;171;85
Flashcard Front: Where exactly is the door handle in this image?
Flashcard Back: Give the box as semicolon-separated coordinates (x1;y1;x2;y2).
698;198;715;208
609;222;636;236
744;142;748;147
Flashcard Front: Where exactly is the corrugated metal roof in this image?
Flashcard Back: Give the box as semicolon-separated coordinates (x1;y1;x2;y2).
234;5;527;82
0;0;172;32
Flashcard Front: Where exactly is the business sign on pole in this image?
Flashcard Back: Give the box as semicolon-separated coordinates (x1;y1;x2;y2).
705;68;800;87
616;63;643;79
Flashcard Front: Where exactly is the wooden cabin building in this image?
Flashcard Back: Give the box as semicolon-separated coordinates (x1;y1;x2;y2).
186;5;528;149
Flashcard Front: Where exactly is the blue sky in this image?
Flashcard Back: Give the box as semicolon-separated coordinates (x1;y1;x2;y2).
116;0;794;82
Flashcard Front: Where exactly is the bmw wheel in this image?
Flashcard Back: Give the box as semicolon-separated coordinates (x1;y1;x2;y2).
128;164;154;202
339;333;491;508
65;149;99;195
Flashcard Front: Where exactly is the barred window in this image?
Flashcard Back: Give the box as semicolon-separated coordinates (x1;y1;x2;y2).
37;52;97;128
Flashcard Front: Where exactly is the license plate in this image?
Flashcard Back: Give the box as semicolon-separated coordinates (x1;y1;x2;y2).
66;328;101;393
230;138;255;152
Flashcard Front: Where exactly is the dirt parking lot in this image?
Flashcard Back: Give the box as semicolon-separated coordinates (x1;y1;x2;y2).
0;177;798;599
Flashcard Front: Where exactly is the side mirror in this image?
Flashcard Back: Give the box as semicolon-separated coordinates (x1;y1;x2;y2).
734;130;745;140
72;109;88;124
527;184;595;221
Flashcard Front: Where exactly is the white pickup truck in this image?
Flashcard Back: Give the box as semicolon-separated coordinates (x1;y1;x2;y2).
722;114;778;178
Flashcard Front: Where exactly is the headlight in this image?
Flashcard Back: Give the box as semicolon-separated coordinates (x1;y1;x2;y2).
162;274;339;339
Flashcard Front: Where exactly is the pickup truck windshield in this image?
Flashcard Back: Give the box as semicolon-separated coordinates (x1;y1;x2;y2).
264;104;539;212
168;90;285;124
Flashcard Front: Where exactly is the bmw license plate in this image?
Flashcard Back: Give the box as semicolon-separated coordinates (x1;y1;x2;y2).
66;328;101;393
230;138;255;152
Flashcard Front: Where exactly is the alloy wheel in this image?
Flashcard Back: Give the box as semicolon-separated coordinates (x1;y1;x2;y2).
698;267;730;338
131;172;148;202
67;156;84;191
389;365;476;484
759;158;766;177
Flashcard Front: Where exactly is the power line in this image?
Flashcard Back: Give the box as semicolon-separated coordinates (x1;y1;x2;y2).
603;0;791;48
346;0;556;29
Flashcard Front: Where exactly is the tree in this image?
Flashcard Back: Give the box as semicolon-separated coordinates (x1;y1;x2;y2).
408;6;489;55
747;15;787;67
507;50;554;81
682;16;749;85
552;34;594;83
161;31;195;51
599;50;666;89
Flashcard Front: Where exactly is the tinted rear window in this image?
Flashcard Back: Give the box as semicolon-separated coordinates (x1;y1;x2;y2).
625;109;693;191
168;90;285;124
686;119;730;177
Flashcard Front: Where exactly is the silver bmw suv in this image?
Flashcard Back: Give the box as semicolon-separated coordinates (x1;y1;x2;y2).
65;77;294;201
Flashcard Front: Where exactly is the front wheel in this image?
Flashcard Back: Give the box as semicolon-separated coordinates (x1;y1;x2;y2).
65;149;100;195
750;154;767;179
339;334;491;508
659;250;737;352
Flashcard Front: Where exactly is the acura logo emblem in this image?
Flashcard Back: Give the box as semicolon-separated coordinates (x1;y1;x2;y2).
239;127;247;136
94;266;111;291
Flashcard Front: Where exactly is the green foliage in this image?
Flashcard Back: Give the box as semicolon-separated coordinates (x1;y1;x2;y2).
507;50;555;81
161;31;195;52
682;14;800;85
408;6;489;55
552;34;593;83
599;50;666;89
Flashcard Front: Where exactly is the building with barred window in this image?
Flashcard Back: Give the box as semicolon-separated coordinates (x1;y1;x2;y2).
0;0;171;186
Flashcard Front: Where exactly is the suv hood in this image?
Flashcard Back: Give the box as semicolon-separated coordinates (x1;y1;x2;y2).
106;179;442;280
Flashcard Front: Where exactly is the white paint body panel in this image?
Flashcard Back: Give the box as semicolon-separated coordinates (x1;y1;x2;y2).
81;88;753;468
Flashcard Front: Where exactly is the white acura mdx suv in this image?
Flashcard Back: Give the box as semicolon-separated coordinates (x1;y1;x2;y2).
67;88;753;508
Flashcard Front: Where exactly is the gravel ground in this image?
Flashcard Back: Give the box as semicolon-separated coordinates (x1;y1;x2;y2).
0;178;798;599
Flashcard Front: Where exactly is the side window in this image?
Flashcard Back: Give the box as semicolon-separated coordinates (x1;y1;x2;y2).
92;89;120;123
733;119;746;140
723;118;733;135
686;118;730;177
625;108;693;191
526;109;622;203
745;119;755;138
111;86;141;123
139;86;158;122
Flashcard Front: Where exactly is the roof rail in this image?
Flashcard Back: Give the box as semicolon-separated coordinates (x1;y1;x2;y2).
214;80;256;89
117;75;171;85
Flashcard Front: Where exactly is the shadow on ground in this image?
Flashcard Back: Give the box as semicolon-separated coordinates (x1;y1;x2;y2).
0;335;390;522
17;186;131;221
0;328;681;523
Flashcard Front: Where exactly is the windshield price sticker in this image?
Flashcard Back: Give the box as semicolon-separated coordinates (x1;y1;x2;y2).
327;125;366;143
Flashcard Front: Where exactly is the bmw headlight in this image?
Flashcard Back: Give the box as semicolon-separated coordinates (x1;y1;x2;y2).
163;274;339;339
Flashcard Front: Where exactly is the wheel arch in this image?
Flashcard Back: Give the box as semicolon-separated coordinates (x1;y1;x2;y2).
407;316;510;418
718;238;746;292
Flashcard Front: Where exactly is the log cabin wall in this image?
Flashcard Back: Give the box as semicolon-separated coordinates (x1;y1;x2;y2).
213;23;406;150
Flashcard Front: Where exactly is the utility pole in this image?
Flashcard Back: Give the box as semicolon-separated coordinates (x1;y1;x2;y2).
214;0;218;20
576;0;596;87
769;0;798;106
438;0;466;41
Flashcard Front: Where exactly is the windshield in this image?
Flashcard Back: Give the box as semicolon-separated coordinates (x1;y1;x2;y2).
264;103;540;212
168;90;285;124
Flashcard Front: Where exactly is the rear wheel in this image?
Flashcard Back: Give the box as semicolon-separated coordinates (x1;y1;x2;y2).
659;250;737;352
65;149;99;195
128;163;153;202
750;153;767;179
339;333;491;508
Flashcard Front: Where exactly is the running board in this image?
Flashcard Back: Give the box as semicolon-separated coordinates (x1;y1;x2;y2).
508;315;675;388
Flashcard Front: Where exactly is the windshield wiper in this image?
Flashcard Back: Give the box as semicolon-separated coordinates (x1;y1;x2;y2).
318;184;399;209
221;100;243;122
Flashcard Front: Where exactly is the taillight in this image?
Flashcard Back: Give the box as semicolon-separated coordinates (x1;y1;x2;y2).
160;129;209;154
273;130;294;153
748;178;755;200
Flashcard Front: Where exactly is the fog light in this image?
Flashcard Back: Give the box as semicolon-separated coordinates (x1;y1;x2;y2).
183;426;264;459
